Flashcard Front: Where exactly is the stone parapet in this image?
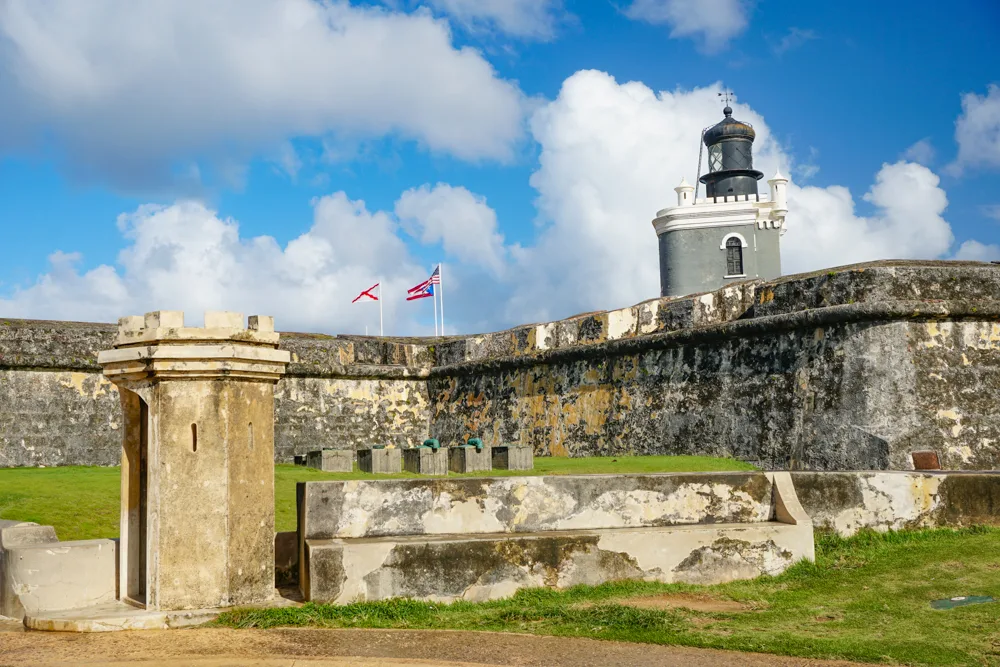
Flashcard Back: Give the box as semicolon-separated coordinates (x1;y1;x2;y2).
297;472;776;541
298;471;813;604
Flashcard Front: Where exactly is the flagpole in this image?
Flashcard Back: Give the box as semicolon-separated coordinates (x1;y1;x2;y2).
438;263;445;336
378;282;383;336
432;282;438;337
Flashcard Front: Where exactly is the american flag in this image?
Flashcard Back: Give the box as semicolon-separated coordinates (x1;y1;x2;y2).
406;266;440;301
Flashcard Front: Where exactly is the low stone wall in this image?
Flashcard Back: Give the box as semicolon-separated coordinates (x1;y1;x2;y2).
297;472;776;540
297;472;814;604
792;471;1000;536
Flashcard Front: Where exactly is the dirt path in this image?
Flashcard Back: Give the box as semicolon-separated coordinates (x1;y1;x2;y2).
0;622;864;667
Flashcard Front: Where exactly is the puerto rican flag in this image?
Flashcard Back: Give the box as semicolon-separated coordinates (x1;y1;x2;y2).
406;267;439;301
351;283;379;303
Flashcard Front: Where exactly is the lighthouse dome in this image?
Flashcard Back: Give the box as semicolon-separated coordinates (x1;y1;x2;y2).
703;106;756;146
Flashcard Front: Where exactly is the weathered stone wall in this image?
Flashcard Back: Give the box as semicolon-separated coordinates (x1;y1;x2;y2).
791;471;1000;535
0;320;432;466
428;317;1000;470
0;369;121;467
3;261;1000;470
275;377;429;459
429;262;1000;471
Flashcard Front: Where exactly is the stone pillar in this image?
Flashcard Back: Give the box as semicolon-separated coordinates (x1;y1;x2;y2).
98;311;290;611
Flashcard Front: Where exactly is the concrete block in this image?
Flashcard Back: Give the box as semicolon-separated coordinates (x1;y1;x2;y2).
1;521;59;619
204;311;244;329
306;449;353;472
248;315;274;332
492;446;533;471
449;445;492;473
117;315;145;334
144;310;184;329
403;447;449;475
5;538;117;616
358;448;402;474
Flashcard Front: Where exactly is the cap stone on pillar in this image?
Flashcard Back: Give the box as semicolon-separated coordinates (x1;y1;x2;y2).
204;311;245;329
117;315;145;334
248;315;274;332
144;310;184;329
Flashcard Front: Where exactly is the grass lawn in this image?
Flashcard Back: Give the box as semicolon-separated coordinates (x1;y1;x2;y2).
217;527;1000;666
0;455;753;540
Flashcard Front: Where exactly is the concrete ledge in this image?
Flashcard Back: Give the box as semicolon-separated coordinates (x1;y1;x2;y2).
0;521;56;618
298;472;776;541
298;471;812;603
303;520;812;604
791;470;1000;536
24;601;220;632
6;538;117;616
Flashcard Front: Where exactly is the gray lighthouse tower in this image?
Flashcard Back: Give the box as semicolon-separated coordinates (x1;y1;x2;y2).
653;104;788;297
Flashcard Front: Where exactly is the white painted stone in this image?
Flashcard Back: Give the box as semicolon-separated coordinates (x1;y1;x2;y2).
607;307;637;340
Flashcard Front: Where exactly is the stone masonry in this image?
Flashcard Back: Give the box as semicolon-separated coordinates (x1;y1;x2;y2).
3;260;1000;471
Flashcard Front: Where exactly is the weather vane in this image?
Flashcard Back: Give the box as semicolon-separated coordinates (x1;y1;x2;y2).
718;89;733;107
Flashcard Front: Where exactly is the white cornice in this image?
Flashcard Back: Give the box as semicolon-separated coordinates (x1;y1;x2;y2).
652;199;785;236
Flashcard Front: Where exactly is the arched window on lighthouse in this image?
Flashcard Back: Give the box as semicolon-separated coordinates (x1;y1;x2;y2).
725;237;744;276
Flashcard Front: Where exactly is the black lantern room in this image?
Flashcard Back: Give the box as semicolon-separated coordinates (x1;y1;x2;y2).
699;106;763;198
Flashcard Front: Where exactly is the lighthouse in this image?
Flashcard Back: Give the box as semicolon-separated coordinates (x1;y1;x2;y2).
653;104;788;297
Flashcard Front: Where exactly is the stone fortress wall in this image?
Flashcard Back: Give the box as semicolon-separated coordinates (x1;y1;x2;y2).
3;259;1000;470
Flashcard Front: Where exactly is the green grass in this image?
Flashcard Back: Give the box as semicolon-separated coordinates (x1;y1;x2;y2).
0;455;752;540
217;527;1000;666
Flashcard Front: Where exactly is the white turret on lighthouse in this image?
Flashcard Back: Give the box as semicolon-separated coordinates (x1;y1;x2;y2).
653;103;788;298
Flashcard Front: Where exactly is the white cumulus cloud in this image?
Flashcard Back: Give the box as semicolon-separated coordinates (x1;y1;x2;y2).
782;162;953;274
507;70;969;322
0;196;432;334
3;68;993;334
902;138;935;165
396;183;507;275
953;239;1000;262
0;0;526;191
948;84;1000;175
623;0;750;52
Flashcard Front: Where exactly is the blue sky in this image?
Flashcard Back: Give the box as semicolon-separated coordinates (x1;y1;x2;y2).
1;0;998;335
